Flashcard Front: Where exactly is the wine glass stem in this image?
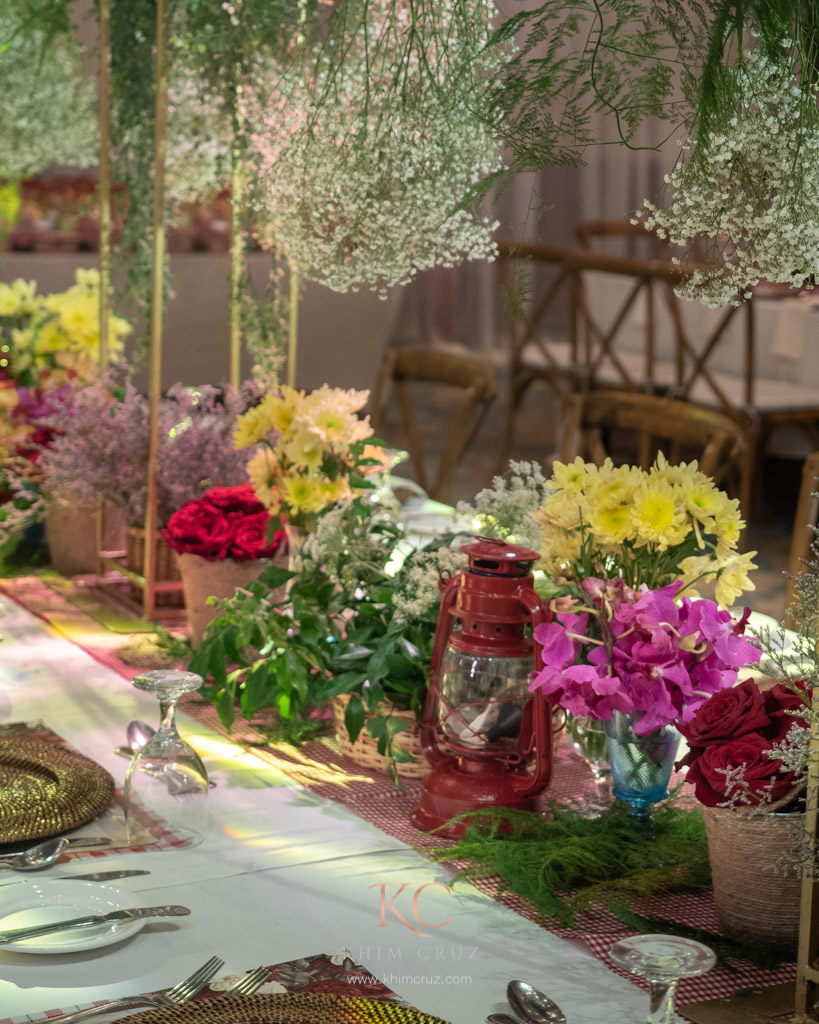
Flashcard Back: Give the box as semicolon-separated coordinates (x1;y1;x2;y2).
158;696;180;738
647;979;677;1023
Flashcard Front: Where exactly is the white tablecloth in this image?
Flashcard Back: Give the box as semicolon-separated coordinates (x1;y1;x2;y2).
0;594;648;1024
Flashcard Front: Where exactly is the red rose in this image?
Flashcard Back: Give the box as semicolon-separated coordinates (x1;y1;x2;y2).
204;483;261;511
685;732;798;807
230;512;282;559
678;678;771;747
763;681;808;742
163;503;235;559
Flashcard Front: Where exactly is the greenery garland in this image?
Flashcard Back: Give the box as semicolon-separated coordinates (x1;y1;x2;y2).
429;800;711;928
427;799;789;969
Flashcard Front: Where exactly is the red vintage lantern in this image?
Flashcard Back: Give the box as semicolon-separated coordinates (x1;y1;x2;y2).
411;537;554;838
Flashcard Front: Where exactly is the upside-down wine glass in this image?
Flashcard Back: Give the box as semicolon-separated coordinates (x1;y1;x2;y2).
609;934;716;1023
124;670;209;847
565;713;612;813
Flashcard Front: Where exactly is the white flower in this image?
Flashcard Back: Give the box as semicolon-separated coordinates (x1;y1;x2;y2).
640;39;819;307
0;13;96;178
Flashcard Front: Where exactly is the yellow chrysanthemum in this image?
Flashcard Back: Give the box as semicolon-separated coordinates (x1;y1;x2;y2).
539;525;583;576
549;456;593;494
713;501;744;558
586;459;642;509
714;551;757;608
681;477;730;532
322;476;352;505
246;448;281;511
302;384;369;417
588;503;633;544
282;474;329;515
233;395;278;449
651;452;700;487
630;478;688;549
0;279;38;317
280;427;324;471
268;385;305;435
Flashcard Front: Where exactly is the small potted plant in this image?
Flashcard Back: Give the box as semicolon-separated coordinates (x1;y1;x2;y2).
677;677;808;950
163;482;287;645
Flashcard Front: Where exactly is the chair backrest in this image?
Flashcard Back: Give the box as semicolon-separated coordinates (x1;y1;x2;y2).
785;450;819;629
370;346;497;503
558;388;749;486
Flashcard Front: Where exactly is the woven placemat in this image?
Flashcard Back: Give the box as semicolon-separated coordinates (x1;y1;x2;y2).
114;993;451;1024
0;739;115;843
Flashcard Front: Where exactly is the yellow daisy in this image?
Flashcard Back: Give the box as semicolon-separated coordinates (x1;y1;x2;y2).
246;448;281;511
549;456;593;494
233;395;277;449
714;550;757;608
280;427;324;471
283;474;328;515
630;478;688;549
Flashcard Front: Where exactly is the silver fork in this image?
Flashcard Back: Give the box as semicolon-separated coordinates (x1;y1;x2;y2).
221;965;272;998
43;954;224;1024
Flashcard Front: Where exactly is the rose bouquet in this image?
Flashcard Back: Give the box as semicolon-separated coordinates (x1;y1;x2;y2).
234;384;386;531
163;483;285;561
677;678;808;809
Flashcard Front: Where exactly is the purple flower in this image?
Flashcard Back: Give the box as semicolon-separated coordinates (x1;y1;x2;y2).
530;577;762;731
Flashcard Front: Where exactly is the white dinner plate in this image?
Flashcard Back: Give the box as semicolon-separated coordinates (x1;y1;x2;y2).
0;878;148;953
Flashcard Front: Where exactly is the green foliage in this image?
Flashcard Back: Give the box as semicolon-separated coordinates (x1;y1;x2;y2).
429;800;711;927
189;497;445;779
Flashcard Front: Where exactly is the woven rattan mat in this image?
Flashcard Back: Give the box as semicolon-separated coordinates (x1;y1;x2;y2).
0;737;114;844
113;993;450;1024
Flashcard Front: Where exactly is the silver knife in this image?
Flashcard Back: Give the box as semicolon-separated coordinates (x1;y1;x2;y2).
65;837;114;849
56;870;151;881
0;905;190;944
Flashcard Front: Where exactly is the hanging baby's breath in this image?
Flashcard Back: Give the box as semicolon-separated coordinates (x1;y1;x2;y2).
244;1;506;295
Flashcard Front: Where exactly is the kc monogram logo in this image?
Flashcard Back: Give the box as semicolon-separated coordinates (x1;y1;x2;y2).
369;883;452;937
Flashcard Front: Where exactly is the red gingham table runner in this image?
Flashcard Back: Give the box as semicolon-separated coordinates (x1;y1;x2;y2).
0;575;798;1012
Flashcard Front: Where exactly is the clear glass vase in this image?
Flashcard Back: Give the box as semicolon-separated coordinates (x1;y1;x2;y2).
605;711;680;820
565;713;612;811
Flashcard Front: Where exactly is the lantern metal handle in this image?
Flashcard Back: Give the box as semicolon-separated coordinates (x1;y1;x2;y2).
511;586;554;798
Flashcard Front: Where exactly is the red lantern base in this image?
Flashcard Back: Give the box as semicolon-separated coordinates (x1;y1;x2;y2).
410;757;537;838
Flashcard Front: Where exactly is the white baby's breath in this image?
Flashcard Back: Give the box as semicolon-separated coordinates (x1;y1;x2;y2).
641;40;819;307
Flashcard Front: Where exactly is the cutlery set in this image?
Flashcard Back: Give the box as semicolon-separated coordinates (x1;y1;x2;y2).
46;957;273;1024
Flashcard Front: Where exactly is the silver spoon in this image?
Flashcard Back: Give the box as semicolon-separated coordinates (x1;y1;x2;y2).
508;981;567;1024
488;1015;526;1024
0;837;67;871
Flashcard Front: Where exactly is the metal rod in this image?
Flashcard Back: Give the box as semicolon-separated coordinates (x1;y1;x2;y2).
95;0;113;581
97;0;111;367
287;270;299;388
228;73;245;389
143;0;170;621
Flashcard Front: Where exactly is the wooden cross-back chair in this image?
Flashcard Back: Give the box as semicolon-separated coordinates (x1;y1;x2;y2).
559;388;751;497
785;450;819;630
370;346;497;504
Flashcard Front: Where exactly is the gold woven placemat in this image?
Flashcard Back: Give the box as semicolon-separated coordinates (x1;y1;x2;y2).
114;993;452;1024
0;739;115;843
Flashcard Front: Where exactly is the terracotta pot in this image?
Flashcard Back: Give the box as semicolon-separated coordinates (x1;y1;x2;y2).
45;500;125;578
177;550;288;646
704;804;804;951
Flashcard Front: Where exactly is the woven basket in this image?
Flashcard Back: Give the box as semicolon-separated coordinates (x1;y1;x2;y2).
178;550;288;646
704;798;804;950
332;693;428;780
126;527;183;607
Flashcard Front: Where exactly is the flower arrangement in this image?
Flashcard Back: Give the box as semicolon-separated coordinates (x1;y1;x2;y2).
163;483;285;562
640;40;819;308
244;0;504;295
1;8;97;182
0;270;130;395
190;492;469;778
41;379;257;527
234;384;384;531
532;454;756;607
677;678;808;808
530;577;762;735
